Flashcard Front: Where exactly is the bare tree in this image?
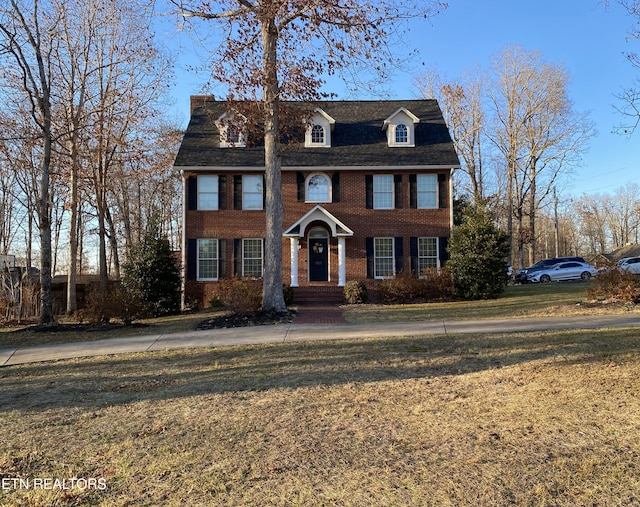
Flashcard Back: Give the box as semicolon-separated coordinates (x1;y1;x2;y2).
488;46;595;267
611;0;640;134
417;69;489;205
0;0;59;324
173;0;447;311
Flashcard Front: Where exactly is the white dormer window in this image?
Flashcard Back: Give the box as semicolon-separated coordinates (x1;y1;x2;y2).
216;112;247;148
384;107;419;147
305;108;335;147
311;124;325;144
395;124;408;144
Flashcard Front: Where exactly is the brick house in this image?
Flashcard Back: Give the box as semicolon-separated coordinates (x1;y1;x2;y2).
174;97;460;306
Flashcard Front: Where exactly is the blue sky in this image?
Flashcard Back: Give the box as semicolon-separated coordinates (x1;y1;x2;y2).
163;0;640;198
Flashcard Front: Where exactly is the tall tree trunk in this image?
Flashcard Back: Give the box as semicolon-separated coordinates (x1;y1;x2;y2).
67;155;79;314
39;128;53;324
260;17;286;312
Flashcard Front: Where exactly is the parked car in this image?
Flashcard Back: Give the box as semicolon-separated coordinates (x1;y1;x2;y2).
514;256;586;284
527;261;598;283
617;256;640;274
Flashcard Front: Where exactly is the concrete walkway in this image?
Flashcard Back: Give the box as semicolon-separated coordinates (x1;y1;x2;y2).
1;313;640;367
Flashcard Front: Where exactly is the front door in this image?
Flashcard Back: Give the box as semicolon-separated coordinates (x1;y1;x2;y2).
309;238;329;281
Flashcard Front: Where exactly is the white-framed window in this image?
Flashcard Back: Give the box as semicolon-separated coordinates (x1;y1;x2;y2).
217;112;247;148
197;175;218;210
306;173;331;202
311;124;325;144
373;174;394;209
197;238;219;280
374;237;395;278
243;238;263;278
395;124;408;144
417;174;437;208
418;237;438;274
243;175;263;210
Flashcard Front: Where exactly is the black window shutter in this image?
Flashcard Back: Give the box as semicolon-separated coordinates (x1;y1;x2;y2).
233;239;242;276
409;174;417;209
233;176;242;210
439;236;449;266
262;176;266;208
410;237;418;274
366;237;374;278
332;172;340;202
365;175;373;209
188;176;197;211
297;172;305;201
218;239;226;278
394;237;403;274
394;175;403;209
218;175;227;210
438;174;448;209
187;239;197;280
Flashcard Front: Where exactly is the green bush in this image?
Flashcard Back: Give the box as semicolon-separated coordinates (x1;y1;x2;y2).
587;268;640;303
344;280;368;304
447;203;510;300
122;217;182;317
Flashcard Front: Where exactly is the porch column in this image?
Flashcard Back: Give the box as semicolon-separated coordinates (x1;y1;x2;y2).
338;236;346;287
290;237;299;287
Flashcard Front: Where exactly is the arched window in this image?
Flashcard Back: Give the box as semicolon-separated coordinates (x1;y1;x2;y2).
311;124;325;144
306;173;330;202
395;124;408;144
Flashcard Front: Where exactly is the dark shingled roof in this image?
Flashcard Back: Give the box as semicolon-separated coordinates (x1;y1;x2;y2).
174;97;460;169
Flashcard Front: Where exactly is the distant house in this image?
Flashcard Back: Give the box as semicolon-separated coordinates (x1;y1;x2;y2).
173;97;460;307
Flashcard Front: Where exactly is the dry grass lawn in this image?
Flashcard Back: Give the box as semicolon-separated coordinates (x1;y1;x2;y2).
1;327;639;506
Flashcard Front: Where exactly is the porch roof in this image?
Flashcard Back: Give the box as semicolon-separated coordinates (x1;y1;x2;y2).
283;205;354;238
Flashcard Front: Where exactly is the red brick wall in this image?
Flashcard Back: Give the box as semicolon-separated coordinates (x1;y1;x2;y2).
184;169;451;306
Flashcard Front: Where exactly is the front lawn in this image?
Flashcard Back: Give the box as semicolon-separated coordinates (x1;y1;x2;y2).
1;327;639;506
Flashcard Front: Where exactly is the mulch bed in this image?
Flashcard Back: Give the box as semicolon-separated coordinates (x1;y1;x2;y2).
196;310;295;330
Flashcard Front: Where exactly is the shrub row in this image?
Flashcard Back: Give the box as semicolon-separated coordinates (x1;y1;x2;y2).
587;268;640;303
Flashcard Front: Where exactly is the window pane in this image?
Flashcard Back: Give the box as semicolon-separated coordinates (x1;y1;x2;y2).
373;175;393;209
243;239;263;277
243;175;263;210
198;175;218;210
307;174;330;202
395;124;408;143
418;237;437;273
198;239;218;279
374;237;394;278
417;174;437;208
311;124;324;143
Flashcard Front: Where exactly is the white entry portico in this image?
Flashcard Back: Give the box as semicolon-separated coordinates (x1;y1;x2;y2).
283;205;354;287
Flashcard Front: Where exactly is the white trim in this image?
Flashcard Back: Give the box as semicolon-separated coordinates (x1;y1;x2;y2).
289;238;299;287
338;237;346;287
283;204;354;238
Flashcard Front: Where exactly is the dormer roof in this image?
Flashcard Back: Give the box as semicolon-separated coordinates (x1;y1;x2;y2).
382;107;420;130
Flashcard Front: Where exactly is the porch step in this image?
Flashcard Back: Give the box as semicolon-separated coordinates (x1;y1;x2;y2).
292;286;345;305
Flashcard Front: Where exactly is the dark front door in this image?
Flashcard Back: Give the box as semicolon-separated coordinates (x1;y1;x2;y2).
309;238;329;281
